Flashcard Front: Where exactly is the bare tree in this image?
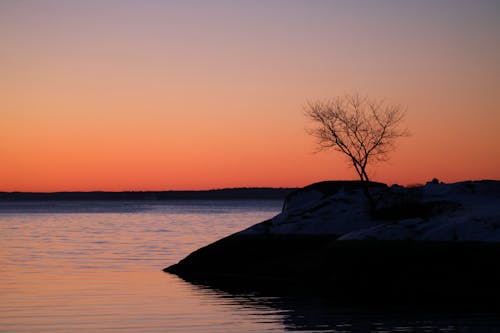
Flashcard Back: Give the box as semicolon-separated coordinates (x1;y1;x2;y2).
305;94;408;208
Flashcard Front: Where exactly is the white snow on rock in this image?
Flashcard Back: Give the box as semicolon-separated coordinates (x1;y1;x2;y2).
239;181;385;236
270;188;374;235
239;180;500;242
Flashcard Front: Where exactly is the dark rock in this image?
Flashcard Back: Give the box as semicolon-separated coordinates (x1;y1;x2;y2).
165;236;500;307
165;180;500;307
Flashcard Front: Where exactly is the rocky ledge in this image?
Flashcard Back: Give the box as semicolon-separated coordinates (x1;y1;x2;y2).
165;180;500;306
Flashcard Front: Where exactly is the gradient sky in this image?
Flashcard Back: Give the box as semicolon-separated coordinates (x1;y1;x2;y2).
1;0;500;191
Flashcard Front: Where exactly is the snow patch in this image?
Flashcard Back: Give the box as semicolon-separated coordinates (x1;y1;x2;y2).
239;180;500;242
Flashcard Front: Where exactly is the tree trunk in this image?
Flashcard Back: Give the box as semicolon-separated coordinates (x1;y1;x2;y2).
359;167;376;213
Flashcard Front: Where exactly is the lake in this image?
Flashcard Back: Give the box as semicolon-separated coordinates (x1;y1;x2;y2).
1;200;499;332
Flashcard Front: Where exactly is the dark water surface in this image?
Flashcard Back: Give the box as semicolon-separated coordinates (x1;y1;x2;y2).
1;200;499;332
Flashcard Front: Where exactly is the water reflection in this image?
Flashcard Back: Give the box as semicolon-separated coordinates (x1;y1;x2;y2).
177;275;500;332
0;201;287;333
2;200;500;332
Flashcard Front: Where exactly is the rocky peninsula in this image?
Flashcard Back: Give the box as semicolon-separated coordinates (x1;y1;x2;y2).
165;180;500;306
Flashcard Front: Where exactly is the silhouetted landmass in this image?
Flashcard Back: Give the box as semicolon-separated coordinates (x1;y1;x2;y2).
166;236;500;308
0;188;297;201
165;180;500;308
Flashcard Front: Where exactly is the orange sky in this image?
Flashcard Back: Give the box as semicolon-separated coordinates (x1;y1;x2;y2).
1;1;500;191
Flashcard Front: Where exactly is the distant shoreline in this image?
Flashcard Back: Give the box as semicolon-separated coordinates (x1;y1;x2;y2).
0;188;297;201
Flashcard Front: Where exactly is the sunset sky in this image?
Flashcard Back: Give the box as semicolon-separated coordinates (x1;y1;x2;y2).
2;1;499;191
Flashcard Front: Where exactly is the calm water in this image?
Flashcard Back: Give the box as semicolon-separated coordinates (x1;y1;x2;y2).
1;200;499;332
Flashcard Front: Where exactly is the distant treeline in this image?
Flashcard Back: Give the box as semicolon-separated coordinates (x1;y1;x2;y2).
0;188;297;201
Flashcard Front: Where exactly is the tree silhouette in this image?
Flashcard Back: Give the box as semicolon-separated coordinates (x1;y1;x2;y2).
305;94;408;208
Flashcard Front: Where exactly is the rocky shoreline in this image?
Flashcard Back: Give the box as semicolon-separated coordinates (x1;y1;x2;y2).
165;180;500;306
